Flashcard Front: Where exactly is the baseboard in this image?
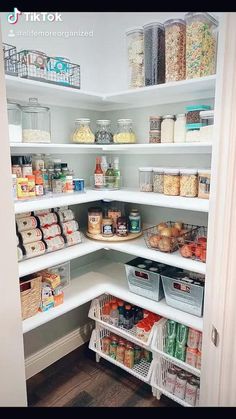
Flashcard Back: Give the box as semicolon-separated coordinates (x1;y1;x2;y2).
25;321;94;379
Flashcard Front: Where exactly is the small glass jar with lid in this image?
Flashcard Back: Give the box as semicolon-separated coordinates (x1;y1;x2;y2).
21;97;51;143
161;115;175;143
95;120;113;144
139;167;153;192
180;169;198;197
164;168;180;196
113;119;136;144
7;101;22;143
164;19;186;82
153;167;164;193
126;27;144;89
174;114;186;143
72;118;95;143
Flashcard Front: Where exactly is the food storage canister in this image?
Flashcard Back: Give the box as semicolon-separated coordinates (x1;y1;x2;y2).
174;113;186;143
186;105;211;130
153;167;164;193
186;128;200;143
161;115;175;143
150;116;162;131
199;109;214;142
95;120;113;144
139;167;153;192
21;98;51;143
185;12;218;79
126;27;144;89
72;118;95;143
198;169;211;199
143;22;165;86
149;130;161;143
180;169;198;197
88;207;103;235
164;168;180;196
113;119;136;144
164;19;186;82
7;101;22;143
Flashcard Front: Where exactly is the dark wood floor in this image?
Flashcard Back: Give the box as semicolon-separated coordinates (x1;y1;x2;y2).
26;344;179;407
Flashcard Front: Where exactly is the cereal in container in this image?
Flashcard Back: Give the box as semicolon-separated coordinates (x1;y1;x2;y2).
153;168;164;193
180;169;198;197
164;168;180;196
126;28;144;89
161;115;175;143
164;19;186;82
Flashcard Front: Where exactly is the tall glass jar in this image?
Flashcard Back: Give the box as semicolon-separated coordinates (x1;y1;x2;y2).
113;119;136;144
161;115;175;143
174;114;186;143
95;120;113;144
164;19;186;82
21;98;51;143
7;101;22;143
126;27;144;89
143;22;165;86
72;118;95;143
185;12;218;79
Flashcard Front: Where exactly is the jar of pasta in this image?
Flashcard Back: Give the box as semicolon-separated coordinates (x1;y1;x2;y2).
164;168;180;196
161;115;175;143
180;169;198;197
72;118;95;143
153;167;164;193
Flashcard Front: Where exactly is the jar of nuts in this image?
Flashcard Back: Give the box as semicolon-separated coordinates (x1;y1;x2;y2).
153;167;164;193
164;168;180;196
180;169;198;197
139;167;153;192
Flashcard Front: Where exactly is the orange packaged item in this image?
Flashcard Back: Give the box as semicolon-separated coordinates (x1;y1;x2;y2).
101;336;111;355
143;309;150;318
54;291;64;306
124;343;134;368
116;340;126;364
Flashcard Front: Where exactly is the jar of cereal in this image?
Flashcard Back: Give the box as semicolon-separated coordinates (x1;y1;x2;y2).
164;168;180;196
153;167;164;193
139;167;153;192
164;19;186;82
180;169;198;197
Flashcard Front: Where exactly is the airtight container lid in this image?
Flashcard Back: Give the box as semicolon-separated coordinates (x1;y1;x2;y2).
186;123;202;130
184;12;218;27
117;118;133;123
185;105;211;112
153;167;165;173
125;27;144;35
164;168;180;175
198;169;211;175
143;22;164;30
200;110;214;119
180;168;198;175
162;114;175;119
164;18;186;27
139;167;153;172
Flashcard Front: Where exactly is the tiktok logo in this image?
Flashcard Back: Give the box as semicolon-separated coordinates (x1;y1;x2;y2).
7;8;22;24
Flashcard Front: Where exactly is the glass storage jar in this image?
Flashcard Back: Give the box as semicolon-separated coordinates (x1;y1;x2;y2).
139;167;153;192
113;119;136;144
88;207;103;235
95;120;113;144
126;27;144;89
161;115;175;143
21;98;51;143
153;168;164;193
174;113;186;143
180;169;198;197
164;19;186;82
164;168;180;196
7;101;22;143
143;22;165;86
198;169;211;199
199;109;214;142
150;116;162;131
185;12;218;79
72;118;95;143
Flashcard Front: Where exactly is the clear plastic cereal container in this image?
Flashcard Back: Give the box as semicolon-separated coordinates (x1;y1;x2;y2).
164;18;186;82
126;27;144;89
139;167;153;192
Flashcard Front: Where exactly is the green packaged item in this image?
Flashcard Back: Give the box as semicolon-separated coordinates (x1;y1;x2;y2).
166;319;177;339
165;336;176;356
174;341;186;361
134;345;142;365
176;323;189;345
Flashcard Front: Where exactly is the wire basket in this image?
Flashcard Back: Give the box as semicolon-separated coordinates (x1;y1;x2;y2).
20;275;42;320
46;57;81;89
3;43;18;76
178;226;207;263
18;49;48;81
143;222;200;253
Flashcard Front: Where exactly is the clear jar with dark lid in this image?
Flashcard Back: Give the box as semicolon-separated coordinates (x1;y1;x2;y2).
143;22;165;86
95;120;113;144
164;19;186;82
88;207;102;235
21;97;51;143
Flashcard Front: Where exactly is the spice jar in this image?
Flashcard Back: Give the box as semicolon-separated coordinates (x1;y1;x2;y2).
126;28;144;89
72;118;95;143
113;119;136;144
198;169;211;199
12;156;23;178
174;114;186;143
164;168;180;196
116;216;128;237
95;120;113;144
7;101;22;143
21;98;51;143
180;169;198;197
161;115;175;143
150;116;162;131
149;130;161;143
88;207;102;235
108;208;122;233
129;209;141;233
139;167;153;192
164;19;186;82
153;167;164;193
185;12;218;79
143;22;165;86
102;218;113;237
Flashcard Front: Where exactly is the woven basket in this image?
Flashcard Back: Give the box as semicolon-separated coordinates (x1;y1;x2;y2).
20;276;42;320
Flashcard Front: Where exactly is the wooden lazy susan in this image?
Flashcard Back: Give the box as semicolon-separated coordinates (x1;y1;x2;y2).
85;231;143;242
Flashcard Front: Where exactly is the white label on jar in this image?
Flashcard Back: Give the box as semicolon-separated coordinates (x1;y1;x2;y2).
185;382;197;406
16;216;38;232
61;220;79;235
20;228;42;244
65;231;82;246
35;184;44;196
88;215;101;234
58;209;74;223
174;376;187;399
94;174;103;187
45;235;65;252
41;224;61;239
23;241;46;258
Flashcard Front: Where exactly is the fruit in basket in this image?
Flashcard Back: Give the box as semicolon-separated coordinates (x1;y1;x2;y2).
200;248;207;262
158;236;172;252
148;234;161;248
197;237;207;248
160;227;172;237
171;227;180;237
156;222;168;232
180;244;193;258
174;221;183;231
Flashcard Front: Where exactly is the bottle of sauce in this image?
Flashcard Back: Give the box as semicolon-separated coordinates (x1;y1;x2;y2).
105;163;115;189
123;304;134;330
94;156;104;189
113;156;121;189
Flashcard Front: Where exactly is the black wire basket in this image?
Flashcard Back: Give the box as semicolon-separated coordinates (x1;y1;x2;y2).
3;43;18;76
178;226;207;262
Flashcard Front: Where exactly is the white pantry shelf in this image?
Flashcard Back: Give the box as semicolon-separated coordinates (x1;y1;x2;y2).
14;188;209;214
22;260;203;334
10;142;212;155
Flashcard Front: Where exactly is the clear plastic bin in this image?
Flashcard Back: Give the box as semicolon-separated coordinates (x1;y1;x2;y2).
126;27;144;89
47;261;70;289
139;167;153;192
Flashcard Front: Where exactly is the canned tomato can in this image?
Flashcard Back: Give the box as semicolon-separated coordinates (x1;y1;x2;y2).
73;178;85;192
165;367;177;394
174;371;187;400
185;376;198;406
187;328;200;349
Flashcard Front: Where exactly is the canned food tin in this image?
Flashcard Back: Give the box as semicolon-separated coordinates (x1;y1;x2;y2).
64;230;82;246
20;228;42;244
174;341;186;361
165;336;176;357
73;178;85;192
41;224;62;240
61;220;79;235
45;235;65;252
174;371;187;400
37;212;58;227
22;240;46;258
57;209;75;223
166;319;177;339
187;328;200;349
185;376;198;406
165;367;177;393
16;216;38;232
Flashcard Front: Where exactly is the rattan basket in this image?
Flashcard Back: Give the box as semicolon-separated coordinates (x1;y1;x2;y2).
20;275;42;320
